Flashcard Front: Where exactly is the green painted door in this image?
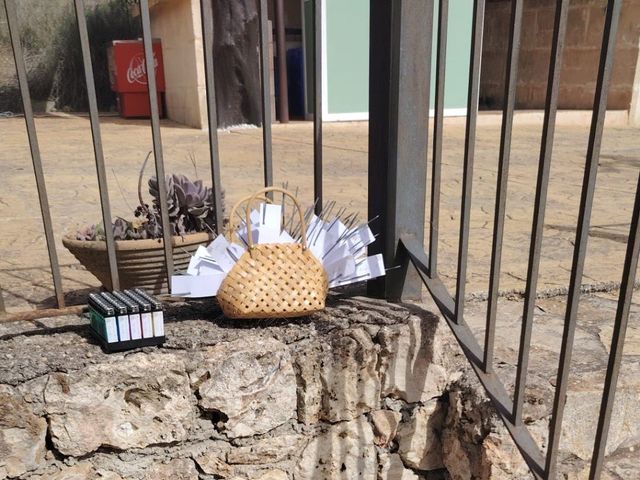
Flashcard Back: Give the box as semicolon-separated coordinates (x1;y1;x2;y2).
303;0;473;119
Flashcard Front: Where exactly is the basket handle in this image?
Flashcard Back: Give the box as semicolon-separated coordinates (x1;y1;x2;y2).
228;187;308;250
227;193;271;241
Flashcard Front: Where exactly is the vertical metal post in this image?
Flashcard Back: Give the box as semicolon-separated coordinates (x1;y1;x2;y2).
484;0;523;373
258;0;274;190
139;0;174;290
589;173;640;479
454;0;485;320
429;0;448;277
274;0;289;123
545;1;622;476
0;285;5;313
5;0;65;308
513;0;569;425
73;0;119;290
200;0;224;234
367;0;393;298
313;0;323;213
384;0;433;301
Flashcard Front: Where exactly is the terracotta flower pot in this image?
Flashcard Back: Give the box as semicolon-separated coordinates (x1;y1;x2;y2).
62;232;213;294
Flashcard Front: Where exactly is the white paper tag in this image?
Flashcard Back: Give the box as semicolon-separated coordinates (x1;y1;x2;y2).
171;275;194;296
257;225;281;244
205;235;236;272
187;246;220;275
237;225;259;246
305;215;323;243
129;313;142;340
141;313;153;338
186;255;201;276
171;274;226;298
104;316;118;343
348;225;376;249
323;243;349;265
117;315;131;341
152;311;164;337
366;254;385;278
226;244;246;262
325;256;356;282
260;203;282;228
278;230;296;243
330;254;386;287
309;229;327;261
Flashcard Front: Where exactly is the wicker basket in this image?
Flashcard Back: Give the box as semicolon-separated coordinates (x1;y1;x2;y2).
62;232;213;294
217;187;328;319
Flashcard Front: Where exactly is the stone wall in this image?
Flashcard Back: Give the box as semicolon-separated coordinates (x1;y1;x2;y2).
0;298;532;480
149;0;207;129
481;0;640;110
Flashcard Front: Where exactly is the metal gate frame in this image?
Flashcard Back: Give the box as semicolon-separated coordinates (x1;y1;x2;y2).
0;0;324;320
0;0;634;478
369;1;631;478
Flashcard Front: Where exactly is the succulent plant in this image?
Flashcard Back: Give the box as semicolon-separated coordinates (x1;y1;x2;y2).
75;154;225;241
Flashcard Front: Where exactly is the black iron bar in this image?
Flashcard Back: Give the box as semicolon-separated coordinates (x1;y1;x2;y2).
545;1;622;476
429;0;448;277
274;0;289;123
589;172;640;479
367;0;393;298
400;236;545;480
513;0;569;425
4;0;65;308
454;0;485;320
0;285;5;313
139;0;174;291
73;0;119;290
199;0;224;234
313;0;323;214
258;0;273;192
484;0;523;374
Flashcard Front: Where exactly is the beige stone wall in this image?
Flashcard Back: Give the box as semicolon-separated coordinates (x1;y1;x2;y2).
481;0;640;110
149;0;207;128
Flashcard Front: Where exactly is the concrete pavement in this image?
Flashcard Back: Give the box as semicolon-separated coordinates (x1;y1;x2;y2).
0;114;638;311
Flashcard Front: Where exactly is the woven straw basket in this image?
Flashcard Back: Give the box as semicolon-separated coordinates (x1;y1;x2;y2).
217;187;328;319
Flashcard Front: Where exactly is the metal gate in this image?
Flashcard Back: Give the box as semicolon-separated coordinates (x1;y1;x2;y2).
0;0;324;320
369;1;632;479
0;0;634;478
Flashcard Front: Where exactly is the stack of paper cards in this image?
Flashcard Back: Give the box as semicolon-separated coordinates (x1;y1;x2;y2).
171;201;386;299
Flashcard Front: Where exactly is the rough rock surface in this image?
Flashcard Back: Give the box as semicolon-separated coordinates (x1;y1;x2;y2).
378;453;420;480
378;316;448;403
561;362;640;459
144;458;198;480
0;387;47;478
397;401;446;471
43;353;195;456
0;294;637;479
294;327;380;424
370;409;401;447
194;450;234;477
294;417;377;480
192;337;297;437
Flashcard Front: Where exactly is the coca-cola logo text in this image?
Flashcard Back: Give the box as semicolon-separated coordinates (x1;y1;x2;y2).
126;52;159;85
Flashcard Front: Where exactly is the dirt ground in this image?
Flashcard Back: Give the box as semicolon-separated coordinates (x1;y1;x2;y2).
0;113;639;312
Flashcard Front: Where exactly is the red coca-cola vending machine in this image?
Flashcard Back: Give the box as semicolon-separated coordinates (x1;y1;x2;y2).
107;40;165;118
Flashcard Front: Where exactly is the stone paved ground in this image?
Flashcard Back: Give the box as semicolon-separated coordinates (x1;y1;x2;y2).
1;114;639;311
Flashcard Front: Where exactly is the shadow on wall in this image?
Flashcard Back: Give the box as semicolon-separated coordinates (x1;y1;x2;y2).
291;296;452;478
